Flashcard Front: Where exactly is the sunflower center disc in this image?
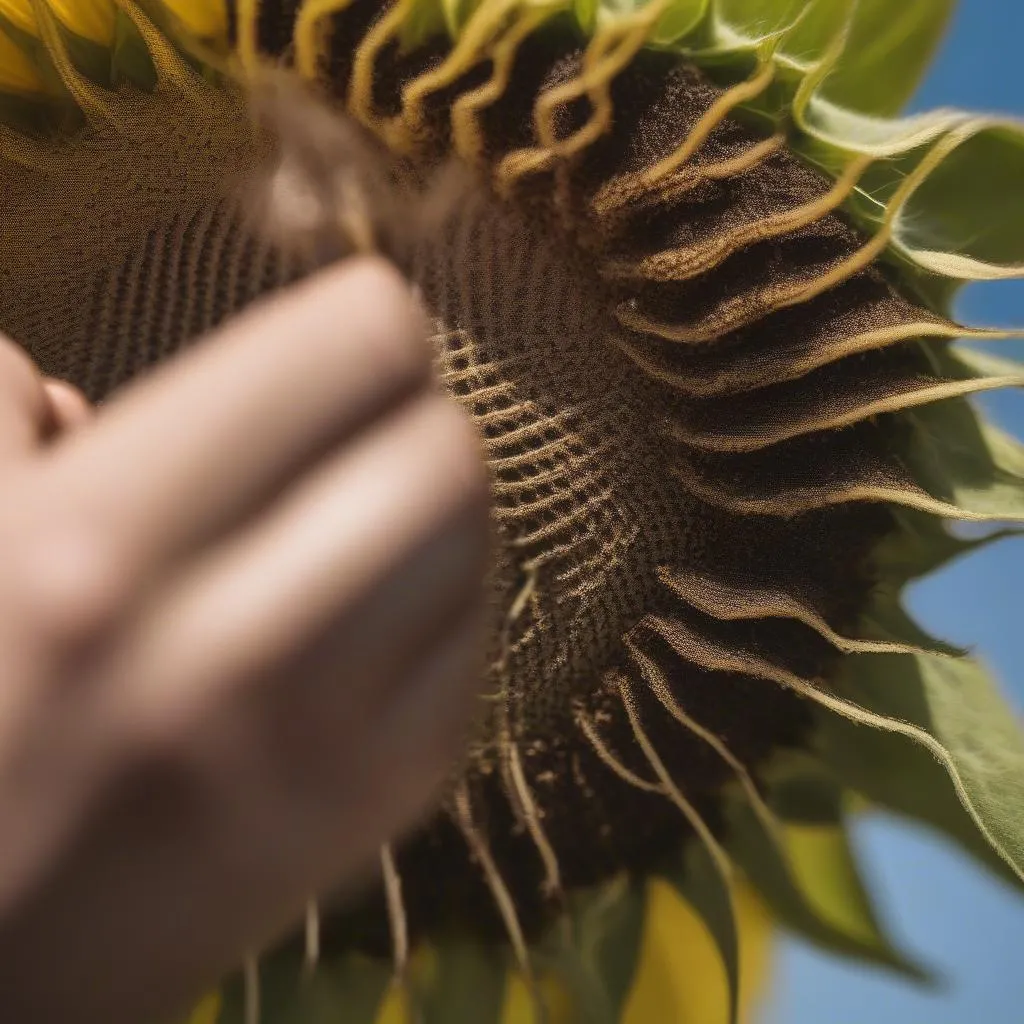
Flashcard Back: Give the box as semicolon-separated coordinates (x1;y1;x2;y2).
1;23;908;946
420;194;686;729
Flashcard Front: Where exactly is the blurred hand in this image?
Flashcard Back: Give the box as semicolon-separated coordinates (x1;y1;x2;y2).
0;258;489;1022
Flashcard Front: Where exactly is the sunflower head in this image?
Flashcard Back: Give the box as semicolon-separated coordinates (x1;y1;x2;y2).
1;2;1023;1023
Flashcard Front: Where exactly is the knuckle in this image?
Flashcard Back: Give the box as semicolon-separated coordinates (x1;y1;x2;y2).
9;512;130;649
104;667;221;812
121;704;206;792
111;722;212;833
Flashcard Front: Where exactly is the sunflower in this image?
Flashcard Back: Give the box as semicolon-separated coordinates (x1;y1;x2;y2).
1;1;1023;1022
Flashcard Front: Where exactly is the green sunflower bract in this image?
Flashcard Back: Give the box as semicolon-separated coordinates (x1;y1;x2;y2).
1;1;1023;1023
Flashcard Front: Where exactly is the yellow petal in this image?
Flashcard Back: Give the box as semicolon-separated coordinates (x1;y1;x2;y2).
494;877;773;1024
375;979;412;1024
49;0;115;46
623;878;773;1024
0;25;44;93
0;0;115;45
160;0;229;43
0;0;36;36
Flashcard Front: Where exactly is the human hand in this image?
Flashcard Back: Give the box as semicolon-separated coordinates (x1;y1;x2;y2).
0;259;489;1022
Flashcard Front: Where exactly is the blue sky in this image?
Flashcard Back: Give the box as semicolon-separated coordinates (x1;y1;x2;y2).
761;2;1024;1022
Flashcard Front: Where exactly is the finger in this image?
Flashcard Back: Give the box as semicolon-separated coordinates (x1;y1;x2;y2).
0;339;50;458
42;379;93;436
106;390;488;735
0;377;489;1022
0;606;486;1024
38;257;429;582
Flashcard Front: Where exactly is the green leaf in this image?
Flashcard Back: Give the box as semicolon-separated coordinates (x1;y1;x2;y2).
650;0;707;45
538;875;646;1024
588;0;699;38
441;0;477;36
573;0;599;34
661;840;740;1024
860;580;965;658
774;775;914;951
870;507;1021;588
772;0;856;72
896;122;1024;278
396;0;449;49
903;398;1024;523
783;822;894;951
817;0;955;116
723;780;929;980
814;650;1024;889
418;939;507;1024
712;0;812;46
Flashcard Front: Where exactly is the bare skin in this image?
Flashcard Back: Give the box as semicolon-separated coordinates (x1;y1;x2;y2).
0;258;490;1022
